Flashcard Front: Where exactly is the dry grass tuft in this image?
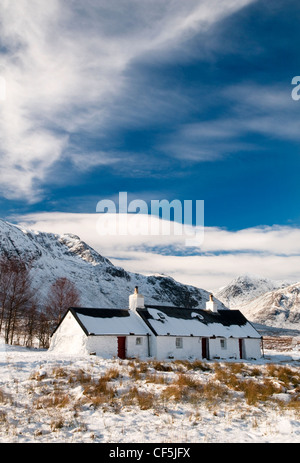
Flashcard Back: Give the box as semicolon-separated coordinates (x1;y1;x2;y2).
68;369;92;385
151;361;173;372
103;367;120;381
35;391;70;409
145;372;167;385
266;364;300;388
174;373;200;389
121;386;155;410
0;388;11;404
83;374;116;407
52;367;69;379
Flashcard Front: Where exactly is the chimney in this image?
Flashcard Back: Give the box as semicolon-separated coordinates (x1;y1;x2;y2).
206;294;218;313
129;286;145;312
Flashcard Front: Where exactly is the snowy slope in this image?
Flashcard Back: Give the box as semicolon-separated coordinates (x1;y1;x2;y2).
216;274;300;330
0;219;224;310
216;274;292;308
238;282;300;329
0;340;299;443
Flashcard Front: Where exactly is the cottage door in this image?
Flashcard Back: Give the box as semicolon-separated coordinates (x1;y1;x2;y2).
202;338;208;359
239;339;244;359
117;337;126;359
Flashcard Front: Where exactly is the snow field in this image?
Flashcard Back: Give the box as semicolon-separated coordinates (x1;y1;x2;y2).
0;343;300;443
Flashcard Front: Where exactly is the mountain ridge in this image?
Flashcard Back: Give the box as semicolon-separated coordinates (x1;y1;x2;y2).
2;219;300;332
216;274;300;331
0;219;225;311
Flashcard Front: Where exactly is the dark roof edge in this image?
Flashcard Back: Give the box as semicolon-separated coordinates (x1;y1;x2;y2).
244;317;263;338
69;307;90;336
50;307;78;338
136;308;158;336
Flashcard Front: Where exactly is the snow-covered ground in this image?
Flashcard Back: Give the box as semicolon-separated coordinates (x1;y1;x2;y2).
0;340;299;443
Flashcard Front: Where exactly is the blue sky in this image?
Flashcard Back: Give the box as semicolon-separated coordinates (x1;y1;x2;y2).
1;0;300;288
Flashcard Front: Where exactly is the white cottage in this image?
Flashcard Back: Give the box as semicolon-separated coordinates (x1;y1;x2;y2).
49;288;262;360
49;306;151;359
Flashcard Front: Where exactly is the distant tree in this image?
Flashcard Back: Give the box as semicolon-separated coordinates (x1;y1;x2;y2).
36;311;52;349
21;302;38;348
0;256;35;344
46;277;80;330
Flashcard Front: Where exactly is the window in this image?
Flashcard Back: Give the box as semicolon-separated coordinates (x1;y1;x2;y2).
220;339;227;349
176;337;183;349
136;337;143;345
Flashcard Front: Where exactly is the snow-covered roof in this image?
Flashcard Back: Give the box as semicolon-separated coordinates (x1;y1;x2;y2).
137;306;261;339
69;307;151;336
53;305;261;339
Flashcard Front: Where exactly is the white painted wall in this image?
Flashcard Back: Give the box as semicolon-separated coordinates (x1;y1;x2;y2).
153;336;203;361
49;312;88;355
126;335;150;359
76;334;149;359
208;338;239;359
208;337;261;360
151;336;262;361
242;338;262;360
86;336;117;358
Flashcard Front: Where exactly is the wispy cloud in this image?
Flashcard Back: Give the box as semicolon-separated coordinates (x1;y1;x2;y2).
0;0;256;201
161;82;299;162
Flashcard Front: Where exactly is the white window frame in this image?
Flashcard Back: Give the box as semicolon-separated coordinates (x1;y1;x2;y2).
220;338;227;349
176;337;183;349
136;337;143;345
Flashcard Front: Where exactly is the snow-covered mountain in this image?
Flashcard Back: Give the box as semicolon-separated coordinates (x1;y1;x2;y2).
237;282;300;329
216;274;292;309
3;219;300;330
216;274;300;330
0;219;225;310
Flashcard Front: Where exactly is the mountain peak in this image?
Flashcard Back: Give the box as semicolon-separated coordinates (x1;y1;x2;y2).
0;219;217;310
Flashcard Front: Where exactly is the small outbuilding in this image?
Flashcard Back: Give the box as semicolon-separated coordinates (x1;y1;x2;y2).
49;288;262;360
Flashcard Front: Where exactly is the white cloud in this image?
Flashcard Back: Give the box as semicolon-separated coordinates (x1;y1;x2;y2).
13;212;300;291
0;0;256;201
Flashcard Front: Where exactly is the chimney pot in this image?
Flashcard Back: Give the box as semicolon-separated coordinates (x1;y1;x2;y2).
206;293;218;312
129;287;144;311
